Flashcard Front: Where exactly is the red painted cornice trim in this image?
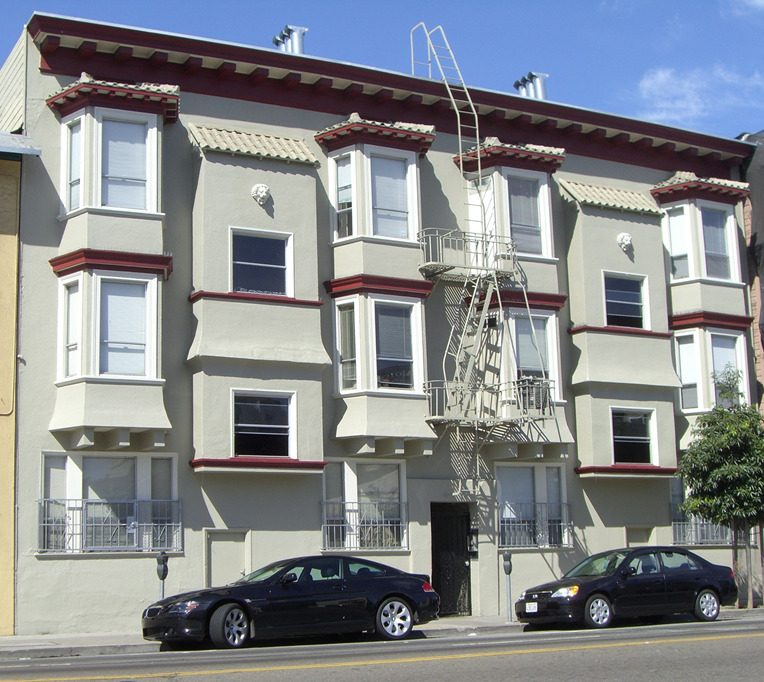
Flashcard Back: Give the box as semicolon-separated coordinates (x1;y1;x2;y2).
49;249;173;278
569;325;672;339
457;145;565;174
496;290;568;310
315;122;435;156
575;465;677;476
670;311;753;331
26;14;753;178
46;82;179;123
324;274;433;299
190;457;326;471
651;182;749;206
189;291;323;307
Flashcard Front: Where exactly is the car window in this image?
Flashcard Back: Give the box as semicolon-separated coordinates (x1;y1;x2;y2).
346;559;386;578
660;551;698;571
235;559;292;584
290;557;342;583
564;550;630;577
627;552;660;576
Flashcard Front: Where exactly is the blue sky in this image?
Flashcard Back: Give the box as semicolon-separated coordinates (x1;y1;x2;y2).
2;1;764;139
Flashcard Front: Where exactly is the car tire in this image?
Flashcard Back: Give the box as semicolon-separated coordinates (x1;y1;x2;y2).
583;594;613;628
376;597;414;640
694;589;720;622
209;603;249;649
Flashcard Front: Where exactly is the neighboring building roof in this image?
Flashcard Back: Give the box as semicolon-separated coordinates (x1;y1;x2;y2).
0;131;40;156
459;137;566;172
558;178;663;216
315;113;435;155
188;123;318;166
46;72;180;123
650;171;749;204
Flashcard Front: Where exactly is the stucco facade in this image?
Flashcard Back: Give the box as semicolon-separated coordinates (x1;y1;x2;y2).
1;14;761;635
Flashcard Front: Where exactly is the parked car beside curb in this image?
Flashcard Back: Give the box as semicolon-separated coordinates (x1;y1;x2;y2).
515;546;737;628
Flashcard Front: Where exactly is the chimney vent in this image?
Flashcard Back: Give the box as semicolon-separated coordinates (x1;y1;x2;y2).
513;72;548;100
273;25;308;55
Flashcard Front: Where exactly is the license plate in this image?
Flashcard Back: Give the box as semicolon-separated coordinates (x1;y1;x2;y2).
525;602;538;613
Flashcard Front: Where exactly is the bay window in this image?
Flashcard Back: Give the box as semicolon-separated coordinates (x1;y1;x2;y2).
336;301;358;391
675;334;699;410
503;168;552;257
666;207;690;279
99;280;147;376
701;206;731;280
374;302;414;389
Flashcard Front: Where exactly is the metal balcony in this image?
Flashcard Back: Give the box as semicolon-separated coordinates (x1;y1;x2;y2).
418;227;517;279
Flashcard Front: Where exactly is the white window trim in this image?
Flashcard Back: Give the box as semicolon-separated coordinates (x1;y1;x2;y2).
610;406;656;465
502;308;561;402
696;199;740;283
496;462;567;506
602;270;650;330
325;458;407;507
500;166;553;258
673;330;702;413
93;107;158;214
92;270;158;380
328;150;358;242
229;226;294;298
56;272;84;381
369;294;425;394
364;145;420;242
60;114;85;214
708;328;750;405
230;388;297;459
662;203;694;281
333;295;361;394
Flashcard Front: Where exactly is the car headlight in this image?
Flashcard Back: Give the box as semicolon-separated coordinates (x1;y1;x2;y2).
167;600;200;616
551;586;579;599
518;590;526;600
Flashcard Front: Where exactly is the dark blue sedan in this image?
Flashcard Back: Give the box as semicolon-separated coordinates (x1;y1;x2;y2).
515;546;737;628
142;555;439;648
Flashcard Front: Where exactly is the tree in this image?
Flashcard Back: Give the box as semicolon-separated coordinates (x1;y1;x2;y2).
678;366;764;608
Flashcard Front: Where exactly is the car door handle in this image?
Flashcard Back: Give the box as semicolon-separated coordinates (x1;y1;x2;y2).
332;584;346;591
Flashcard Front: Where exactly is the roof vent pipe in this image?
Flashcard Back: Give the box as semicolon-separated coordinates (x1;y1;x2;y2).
513;72;548;100
273;25;308;54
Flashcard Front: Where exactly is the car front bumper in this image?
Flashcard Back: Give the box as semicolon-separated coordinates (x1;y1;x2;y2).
514;598;583;624
141;610;206;642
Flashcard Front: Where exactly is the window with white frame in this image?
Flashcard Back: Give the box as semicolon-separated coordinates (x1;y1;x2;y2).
329;146;419;242
497;464;569;548
374;300;417;390
675;333;699;410
40;453;180;553
605;274;645;329
231;228;291;296
666;206;690;280
60;108;158;214
322;461;406;550
336;300;358;391
233;392;293;457
99;279;148;376
60;276;82;378
711;332;744;405
700;205;732;280
612;409;653;464
503;169;552;257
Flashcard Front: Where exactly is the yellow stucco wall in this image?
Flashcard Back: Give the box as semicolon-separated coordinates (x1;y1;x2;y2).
0;158;20;635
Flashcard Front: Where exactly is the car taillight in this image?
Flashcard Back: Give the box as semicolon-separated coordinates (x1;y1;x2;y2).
421;581;436;593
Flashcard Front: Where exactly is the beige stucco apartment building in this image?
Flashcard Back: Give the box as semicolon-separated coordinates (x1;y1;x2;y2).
0;14;760;635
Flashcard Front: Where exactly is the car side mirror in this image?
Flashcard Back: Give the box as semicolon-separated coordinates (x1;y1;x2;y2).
622;566;636;577
281;572;298;584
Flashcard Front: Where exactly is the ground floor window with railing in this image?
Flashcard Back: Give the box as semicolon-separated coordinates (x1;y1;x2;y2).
671;504;756;546
39;499;182;553
322;501;408;551
499;502;572;548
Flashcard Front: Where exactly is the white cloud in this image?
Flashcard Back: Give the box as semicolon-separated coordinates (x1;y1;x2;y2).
728;0;764;15
636;65;764;129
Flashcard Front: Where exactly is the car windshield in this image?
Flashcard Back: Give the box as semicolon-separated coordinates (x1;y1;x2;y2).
563;550;630;578
233;559;293;584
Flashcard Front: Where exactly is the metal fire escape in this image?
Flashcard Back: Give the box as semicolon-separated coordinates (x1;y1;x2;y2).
411;24;553;448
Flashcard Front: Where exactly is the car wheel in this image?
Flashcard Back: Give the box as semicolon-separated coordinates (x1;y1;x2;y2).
583;594;612;628
694;589;720;622
209;603;249;649
376;597;413;640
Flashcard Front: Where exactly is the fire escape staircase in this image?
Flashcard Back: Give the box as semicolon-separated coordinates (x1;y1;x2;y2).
412;24;554;444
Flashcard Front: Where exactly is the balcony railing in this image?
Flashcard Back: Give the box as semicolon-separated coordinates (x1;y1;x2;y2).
499;502;572;548
418;227;517;277
39;499;182;553
671;504;756;546
322;501;408;551
425;379;554;424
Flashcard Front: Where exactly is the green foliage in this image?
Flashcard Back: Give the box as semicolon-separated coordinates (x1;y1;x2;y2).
678;368;764;529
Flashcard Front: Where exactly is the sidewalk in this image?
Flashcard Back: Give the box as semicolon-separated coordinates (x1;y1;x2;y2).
0;608;760;662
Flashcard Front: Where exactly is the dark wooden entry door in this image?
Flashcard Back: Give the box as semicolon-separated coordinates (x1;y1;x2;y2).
431;503;471;616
